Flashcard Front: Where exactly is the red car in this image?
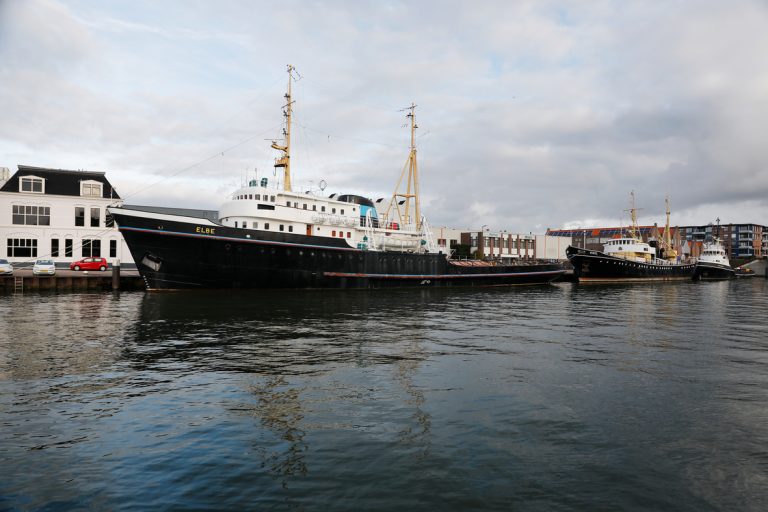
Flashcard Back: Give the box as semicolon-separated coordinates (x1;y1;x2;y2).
70;257;108;271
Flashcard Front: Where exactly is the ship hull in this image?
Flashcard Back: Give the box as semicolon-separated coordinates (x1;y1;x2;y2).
111;208;565;290
566;246;696;282
693;262;736;280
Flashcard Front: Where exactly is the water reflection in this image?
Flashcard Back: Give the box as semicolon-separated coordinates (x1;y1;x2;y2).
0;292;142;380
1;281;767;511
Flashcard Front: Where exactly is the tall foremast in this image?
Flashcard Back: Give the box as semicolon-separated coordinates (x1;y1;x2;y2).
271;64;298;192
386;103;422;229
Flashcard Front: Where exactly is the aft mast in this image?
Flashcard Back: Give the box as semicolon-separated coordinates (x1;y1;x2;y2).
386;103;421;229
271;64;298;192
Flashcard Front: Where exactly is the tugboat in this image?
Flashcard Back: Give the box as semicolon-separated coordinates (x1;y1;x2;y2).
108;65;565;290
566;194;696;282
693;237;735;280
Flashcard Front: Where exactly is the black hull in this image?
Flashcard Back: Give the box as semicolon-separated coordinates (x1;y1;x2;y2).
566;246;696;282
111;209;565;290
694;262;736;280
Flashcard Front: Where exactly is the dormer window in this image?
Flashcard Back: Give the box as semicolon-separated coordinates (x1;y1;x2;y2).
81;181;103;197
20;176;44;193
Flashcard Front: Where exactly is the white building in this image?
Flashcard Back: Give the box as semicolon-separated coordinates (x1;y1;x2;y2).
433;226;465;255
0;165;134;267
461;229;572;261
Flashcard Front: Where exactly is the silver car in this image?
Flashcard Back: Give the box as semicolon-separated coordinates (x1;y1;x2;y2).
32;259;56;276
0;258;13;276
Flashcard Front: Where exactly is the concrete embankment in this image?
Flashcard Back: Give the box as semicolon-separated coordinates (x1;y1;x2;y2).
1;269;145;293
741;258;768;277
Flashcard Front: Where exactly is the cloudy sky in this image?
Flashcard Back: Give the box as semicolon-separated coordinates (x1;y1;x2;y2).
1;0;767;232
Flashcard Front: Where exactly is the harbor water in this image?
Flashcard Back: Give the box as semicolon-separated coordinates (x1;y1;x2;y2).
1;279;767;511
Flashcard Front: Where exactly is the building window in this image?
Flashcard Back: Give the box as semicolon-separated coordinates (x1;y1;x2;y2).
341;209;344;215
252;222;258;229
270;195;275;202
19;176;44;193
332;230;336;237
7;238;38;257
321;206;326;212
65;239;73;257
279;225;284;231
303;204;307;210
82;239;101;257
286;201;291;206
75;207;85;226
81;182;102;197
347;232;351;238
12;205;50;225
110;240;117;258
332;208;336;214
312;205;316;211
264;223;270;230
51;239;60;257
105;211;115;228
90;207;100;227
288;226;293;233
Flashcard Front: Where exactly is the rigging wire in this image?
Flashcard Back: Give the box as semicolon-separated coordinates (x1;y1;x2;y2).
120;123;283;201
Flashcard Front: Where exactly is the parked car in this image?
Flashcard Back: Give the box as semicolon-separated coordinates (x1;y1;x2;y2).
0;258;13;276
69;257;108;271
32;259;56;276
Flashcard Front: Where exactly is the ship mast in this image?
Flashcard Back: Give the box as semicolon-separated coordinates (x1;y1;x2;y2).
626;191;641;240
386;103;421;229
271;64;298;192
664;196;672;249
664;196;678;258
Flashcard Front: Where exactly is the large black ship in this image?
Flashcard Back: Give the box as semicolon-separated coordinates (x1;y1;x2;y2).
109;66;565;290
566;194;695;282
110;207;564;289
566;244;696;282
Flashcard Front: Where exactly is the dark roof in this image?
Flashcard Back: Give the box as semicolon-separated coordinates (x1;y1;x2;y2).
547;226;661;237
123;204;219;221
0;165;121;199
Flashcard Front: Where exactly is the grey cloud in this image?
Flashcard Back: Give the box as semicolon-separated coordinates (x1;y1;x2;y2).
1;0;767;233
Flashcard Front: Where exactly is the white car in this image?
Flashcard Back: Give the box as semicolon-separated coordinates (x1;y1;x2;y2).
0;258;13;275
32;259;56;276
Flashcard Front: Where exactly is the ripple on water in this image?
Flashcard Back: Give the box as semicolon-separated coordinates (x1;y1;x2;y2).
1;282;768;510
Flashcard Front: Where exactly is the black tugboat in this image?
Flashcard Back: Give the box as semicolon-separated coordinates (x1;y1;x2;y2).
566;194;696;282
108;66;565;290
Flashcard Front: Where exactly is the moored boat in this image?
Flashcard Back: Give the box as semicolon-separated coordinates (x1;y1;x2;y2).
693;238;735;280
566;194;696;282
108;66;565;290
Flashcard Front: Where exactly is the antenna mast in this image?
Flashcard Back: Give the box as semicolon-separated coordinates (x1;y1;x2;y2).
271;64;298;192
386;103;421;229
